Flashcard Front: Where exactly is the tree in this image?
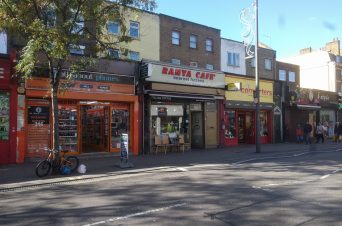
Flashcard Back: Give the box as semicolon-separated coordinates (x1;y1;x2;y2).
0;0;156;168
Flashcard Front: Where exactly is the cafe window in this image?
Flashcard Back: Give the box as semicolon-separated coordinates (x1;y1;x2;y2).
259;111;268;136
151;104;189;144
225;110;236;138
171;58;181;65
0;92;10;140
206;64;214;70
190;35;197;49
172;31;180;45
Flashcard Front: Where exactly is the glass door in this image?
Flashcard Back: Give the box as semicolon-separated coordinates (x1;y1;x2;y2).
110;107;130;152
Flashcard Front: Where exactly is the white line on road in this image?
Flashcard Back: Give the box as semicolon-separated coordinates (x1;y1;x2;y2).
83;202;187;226
320;174;330;180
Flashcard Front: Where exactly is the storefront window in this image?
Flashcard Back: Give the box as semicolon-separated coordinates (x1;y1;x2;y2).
225;110;236;138
111;109;129;149
0;92;10;140
59;105;78;152
151;104;188;144
259;111;268;136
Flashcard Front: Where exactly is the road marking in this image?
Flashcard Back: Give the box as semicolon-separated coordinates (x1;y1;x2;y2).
175;167;188;172
320;174;330;180
83;202;187;226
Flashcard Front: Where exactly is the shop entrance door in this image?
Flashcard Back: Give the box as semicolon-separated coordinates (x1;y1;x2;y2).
191;112;204;149
238;114;246;143
110;107;130;152
81;105;109;153
0;91;10;163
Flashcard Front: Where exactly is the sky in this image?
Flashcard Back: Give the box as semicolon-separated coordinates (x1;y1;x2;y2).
155;0;342;59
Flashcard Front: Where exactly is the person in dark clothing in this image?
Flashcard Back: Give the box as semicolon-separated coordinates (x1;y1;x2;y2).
335;122;342;143
303;121;312;144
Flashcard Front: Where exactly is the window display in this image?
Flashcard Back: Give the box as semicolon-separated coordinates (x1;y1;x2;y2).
111;109;129;149
224;110;236;138
259;111;268;136
0;92;9;140
58;106;78;152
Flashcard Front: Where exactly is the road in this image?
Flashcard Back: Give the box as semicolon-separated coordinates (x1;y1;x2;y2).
1;144;342;226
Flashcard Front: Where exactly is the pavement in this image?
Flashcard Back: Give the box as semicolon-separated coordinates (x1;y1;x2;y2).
0;142;339;191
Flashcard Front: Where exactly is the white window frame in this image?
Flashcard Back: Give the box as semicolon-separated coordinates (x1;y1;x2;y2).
69;44;85;55
71;11;84;35
206;38;213;52
108;49;120;58
171;58;181;65
227;52;240;67
129;21;139;38
128;51;140;61
289;71;296;82
265;58;272;70
190;62;198;67
279;69;286;81
107;21;120;35
206;64;214;70
172;31;180;45
190;35;197;49
0;32;8;54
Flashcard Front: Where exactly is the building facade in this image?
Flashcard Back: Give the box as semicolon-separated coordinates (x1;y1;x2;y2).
159;14;221;70
220;38;246;75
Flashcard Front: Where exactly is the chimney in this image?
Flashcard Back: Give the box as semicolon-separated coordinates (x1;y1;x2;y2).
300;47;312;54
325;38;340;55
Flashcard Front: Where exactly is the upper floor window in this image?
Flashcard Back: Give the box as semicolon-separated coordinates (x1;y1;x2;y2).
190;35;197;49
227;52;240;67
71;11;84;35
108;49;120;58
69;44;85;55
171;58;181;65
0;32;7;54
42;7;56;28
279;69;286;81
108;21;120;35
265;59;272;70
289;71;296;82
206;64;214;70
251;58;255;67
190;61;198;67
129;21;139;38
206;38;213;52
172;31;180;45
128;51;140;61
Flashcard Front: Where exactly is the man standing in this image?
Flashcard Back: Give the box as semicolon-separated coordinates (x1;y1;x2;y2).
303;121;312;144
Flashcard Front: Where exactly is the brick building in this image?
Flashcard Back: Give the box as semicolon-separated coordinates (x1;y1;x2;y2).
159;14;221;71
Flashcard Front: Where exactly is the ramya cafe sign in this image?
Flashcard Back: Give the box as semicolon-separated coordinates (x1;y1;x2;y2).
146;63;225;88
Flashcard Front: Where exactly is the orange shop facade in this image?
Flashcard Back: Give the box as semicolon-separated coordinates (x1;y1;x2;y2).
21;68;140;159
223;75;274;146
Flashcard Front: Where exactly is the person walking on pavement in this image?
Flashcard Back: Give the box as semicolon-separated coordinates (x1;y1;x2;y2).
303;121;312;144
295;124;304;143
316;122;325;143
335;122;342;143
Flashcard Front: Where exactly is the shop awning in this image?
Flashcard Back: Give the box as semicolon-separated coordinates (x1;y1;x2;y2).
146;90;223;100
296;104;321;110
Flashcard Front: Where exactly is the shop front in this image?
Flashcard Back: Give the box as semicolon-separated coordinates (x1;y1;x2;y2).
224;75;274;146
285;88;337;141
0;55;17;164
141;61;225;153
24;69;139;157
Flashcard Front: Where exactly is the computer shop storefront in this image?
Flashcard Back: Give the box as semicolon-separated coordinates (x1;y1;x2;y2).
142;62;225;153
24;70;139;158
224;75;274;146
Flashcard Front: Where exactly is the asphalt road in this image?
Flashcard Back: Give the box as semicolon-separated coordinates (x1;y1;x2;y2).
1;144;342;226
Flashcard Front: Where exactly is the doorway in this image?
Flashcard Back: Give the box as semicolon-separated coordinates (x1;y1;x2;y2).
191;111;204;149
81;105;109;153
238;114;245;143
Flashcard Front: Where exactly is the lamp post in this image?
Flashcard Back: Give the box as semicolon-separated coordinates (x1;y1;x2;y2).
241;0;261;153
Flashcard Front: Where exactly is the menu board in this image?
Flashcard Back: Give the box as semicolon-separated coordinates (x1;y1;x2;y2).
26;101;50;155
0;92;10;141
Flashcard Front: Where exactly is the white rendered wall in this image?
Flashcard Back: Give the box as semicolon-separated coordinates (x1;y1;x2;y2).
221;39;246;75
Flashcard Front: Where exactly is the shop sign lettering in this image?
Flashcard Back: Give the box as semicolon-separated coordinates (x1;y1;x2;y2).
147;63;225;88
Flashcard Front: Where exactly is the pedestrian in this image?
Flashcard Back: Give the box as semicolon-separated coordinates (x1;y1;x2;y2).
336;122;342;143
316;122;325;143
295;124;304;143
334;122;339;142
303;121;312;144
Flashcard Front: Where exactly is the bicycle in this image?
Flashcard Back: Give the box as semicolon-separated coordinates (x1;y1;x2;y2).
35;148;80;177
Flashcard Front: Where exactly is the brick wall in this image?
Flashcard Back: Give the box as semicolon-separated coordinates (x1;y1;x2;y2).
245;47;276;80
159;14;221;70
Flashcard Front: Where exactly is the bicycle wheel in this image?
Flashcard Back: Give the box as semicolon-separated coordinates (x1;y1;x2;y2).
65;156;79;172
35;160;52;177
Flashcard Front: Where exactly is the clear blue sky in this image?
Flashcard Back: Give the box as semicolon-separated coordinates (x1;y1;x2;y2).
155;0;342;59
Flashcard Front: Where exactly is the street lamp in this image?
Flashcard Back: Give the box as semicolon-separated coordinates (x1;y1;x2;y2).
241;0;261;153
